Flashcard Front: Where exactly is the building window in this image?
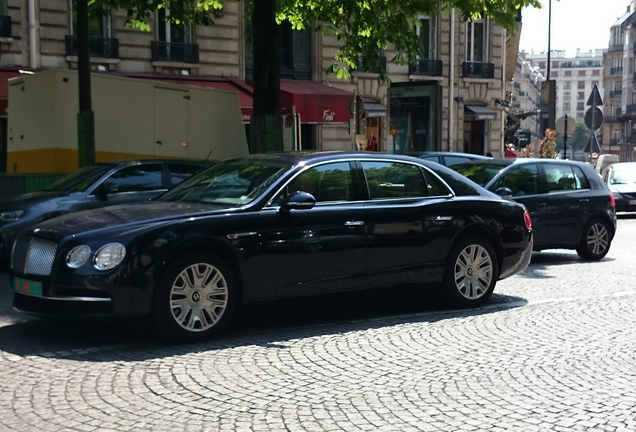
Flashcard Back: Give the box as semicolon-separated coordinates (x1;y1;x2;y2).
563;81;571;90
563;92;571;101
577;81;585;89
157;7;192;44
70;0;111;38
563;102;571;111
577;92;585;100
244;19;311;80
417;16;437;59
577;102;584;111
466;19;486;62
564;70;572;76
578;70;586;76
592;70;600;76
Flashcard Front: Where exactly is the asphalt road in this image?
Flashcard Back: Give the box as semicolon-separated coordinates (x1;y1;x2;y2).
1;216;635;431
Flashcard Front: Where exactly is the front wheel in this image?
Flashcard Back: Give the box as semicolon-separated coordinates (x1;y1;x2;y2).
152;252;238;342
576;219;612;260
443;236;499;307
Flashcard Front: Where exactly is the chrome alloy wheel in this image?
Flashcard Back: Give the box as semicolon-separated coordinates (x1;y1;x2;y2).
170;262;229;332
585;222;610;256
453;244;494;300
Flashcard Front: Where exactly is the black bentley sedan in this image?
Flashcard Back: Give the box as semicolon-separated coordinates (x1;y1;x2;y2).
0;159;211;264
11;152;533;341
452;158;617;260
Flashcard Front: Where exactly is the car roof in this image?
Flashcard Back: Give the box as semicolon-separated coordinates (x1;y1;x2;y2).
94;159;212;167
226;151;439;166
404;151;491;159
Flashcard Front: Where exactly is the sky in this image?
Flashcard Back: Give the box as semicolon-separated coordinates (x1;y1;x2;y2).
519;0;632;56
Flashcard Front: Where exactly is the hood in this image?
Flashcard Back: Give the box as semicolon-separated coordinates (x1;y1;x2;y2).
0;190;72;210
31;201;236;238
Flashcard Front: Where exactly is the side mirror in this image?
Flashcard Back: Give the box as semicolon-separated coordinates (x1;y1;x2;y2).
495;187;513;199
96;182;118;199
280;191;316;212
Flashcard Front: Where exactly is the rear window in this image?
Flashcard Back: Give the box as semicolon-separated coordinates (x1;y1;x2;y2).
452;164;504;187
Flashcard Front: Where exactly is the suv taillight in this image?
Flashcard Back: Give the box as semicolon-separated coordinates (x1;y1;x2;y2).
523;211;532;230
609;192;615;208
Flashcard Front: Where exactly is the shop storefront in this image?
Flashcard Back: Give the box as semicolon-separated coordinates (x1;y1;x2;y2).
387;82;441;154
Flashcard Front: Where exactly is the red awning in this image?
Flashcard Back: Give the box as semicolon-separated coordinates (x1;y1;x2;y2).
279;80;353;124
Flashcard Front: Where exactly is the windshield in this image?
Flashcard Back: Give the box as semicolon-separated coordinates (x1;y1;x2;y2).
159;158;291;205
44;164;114;192
610;167;636;185
452;163;506;187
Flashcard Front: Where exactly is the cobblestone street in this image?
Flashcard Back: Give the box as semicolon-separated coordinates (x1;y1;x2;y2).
1;217;635;431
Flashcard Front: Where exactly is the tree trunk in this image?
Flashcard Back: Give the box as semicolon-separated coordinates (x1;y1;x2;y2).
250;0;282;153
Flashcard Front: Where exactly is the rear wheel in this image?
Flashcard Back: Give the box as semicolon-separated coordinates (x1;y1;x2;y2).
152;252;238;342
576;219;611;260
443;236;498;307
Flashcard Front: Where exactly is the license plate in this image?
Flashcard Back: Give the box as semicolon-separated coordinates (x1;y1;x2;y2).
13;277;43;297
630;200;636;205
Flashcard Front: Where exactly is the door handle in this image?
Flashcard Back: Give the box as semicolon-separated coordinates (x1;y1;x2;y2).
434;215;453;222
345;221;364;227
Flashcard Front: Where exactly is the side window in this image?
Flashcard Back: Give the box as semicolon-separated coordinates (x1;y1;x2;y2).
444;155;471;166
169;163;206;186
545;164;577;192
421;155;440;163
422;169;452;197
572;166;590;190
102;164;164;193
498;164;540;197
361;161;427;199
286;162;352;203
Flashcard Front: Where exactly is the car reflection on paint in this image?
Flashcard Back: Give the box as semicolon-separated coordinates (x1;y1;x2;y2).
11;152;533;342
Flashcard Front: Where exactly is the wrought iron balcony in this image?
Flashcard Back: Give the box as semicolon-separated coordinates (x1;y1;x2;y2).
609;90;622;98
604;116;619;123
627;104;636;114
65;35;119;58
609;139;620;147
151;41;199;63
610;66;623;75
0;15;11;38
408;59;442;76
353;56;387;74
608;44;623;52
462;62;495;79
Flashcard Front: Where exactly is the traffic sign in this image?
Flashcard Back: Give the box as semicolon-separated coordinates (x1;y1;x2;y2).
556;116;576;136
586;84;603;106
584;107;603;130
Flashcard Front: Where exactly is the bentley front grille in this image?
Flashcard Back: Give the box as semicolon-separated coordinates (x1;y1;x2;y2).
12;237;58;276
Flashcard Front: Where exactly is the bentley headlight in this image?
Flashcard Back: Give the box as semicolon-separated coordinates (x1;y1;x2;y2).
93;243;126;270
66;245;92;269
0;210;25;221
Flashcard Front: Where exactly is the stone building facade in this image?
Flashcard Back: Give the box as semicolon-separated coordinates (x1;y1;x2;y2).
0;0;517;171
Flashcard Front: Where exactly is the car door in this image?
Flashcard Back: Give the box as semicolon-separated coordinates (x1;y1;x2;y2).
245;161;367;299
489;164;549;245
359;160;455;288
540;163;590;246
86;163;167;208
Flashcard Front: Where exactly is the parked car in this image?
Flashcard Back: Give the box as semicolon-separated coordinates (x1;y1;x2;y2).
601;162;636;213
407;151;492;166
11;152;532;341
452;158;616;260
0;159;211;263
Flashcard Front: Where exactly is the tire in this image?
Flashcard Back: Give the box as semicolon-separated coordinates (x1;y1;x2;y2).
576;219;612;261
152;252;238;342
443;236;498;307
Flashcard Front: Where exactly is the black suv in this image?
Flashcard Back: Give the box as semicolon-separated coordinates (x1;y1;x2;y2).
0;159;211;262
452;158;617;260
